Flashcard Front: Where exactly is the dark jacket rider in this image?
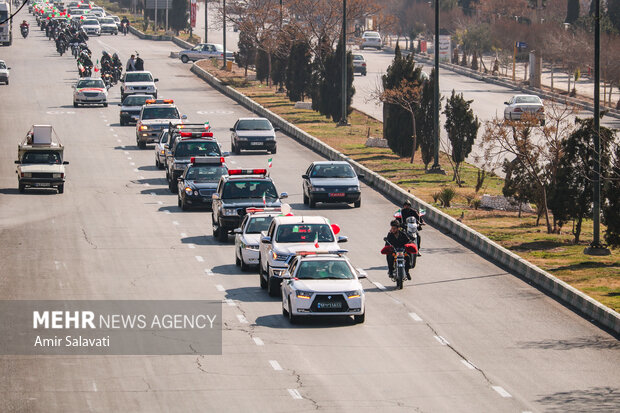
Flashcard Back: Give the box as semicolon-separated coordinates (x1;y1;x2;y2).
385;220;415;280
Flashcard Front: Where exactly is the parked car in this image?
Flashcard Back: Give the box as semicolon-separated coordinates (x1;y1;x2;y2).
503;94;545;125
360;31;382;50
178;43;234;63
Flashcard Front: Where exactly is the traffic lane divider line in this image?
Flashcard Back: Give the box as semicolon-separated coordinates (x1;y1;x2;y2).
492;386;512;398
269;360;282;371
253;337;264;346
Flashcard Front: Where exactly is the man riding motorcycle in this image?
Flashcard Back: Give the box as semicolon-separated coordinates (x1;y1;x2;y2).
385;220;415;280
111;53;123;83
120;16;130;35
399;200;424;256
20;20;29;38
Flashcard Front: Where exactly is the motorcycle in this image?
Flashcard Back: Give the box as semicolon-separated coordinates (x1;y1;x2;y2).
121;22;128;35
394;207;425;259
20;25;29;38
112;65;122;84
382;238;418;290
102;73;113;89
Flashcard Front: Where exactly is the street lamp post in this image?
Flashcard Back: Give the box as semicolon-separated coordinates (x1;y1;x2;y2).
221;0;227;69
204;0;208;42
585;0;610;256
338;0;348;126
428;0;444;174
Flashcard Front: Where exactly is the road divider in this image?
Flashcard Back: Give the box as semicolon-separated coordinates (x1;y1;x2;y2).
189;62;619;336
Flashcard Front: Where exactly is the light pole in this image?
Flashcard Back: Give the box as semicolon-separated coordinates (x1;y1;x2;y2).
279;0;282;27
584;0;610;256
338;0;348;126
428;0;444;174
204;0;208;42
221;0;227;69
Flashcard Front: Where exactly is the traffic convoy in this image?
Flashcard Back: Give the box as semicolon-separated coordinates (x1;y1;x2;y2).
15;0;382;325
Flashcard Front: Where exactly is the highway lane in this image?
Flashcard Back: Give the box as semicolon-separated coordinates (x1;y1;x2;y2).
0;20;619;412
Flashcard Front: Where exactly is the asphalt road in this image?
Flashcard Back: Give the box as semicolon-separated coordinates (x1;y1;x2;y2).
0;18;618;413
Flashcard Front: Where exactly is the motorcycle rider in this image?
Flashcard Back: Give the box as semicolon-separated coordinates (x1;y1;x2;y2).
101;51;113;74
112;53;123;82
20;20;29;29
385;220;415;281
400;200;424;256
120;16;129;35
20;20;29;37
134;53;144;71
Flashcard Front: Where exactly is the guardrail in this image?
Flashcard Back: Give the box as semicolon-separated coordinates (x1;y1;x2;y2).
190;62;620;335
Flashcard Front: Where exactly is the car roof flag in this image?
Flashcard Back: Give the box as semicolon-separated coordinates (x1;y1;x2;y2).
267;158;273;168
314;232;319;249
262;192;266;206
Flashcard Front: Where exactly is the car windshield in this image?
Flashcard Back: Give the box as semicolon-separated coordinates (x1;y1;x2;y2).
515;96;541;104
0;62;6;69
22;151;62;164
353;55;364;61
83;20;99;25
275;224;334;243
174;141;221;157
235;119;272;131
310;164;356;178
142;107;180;120
124;95;149;106
296;260;354;280
125;73;153;82
186;165;227;181
364;32;380;38
101;18;114;24
222;180;278;199
246;216;274;234
77;79;104;88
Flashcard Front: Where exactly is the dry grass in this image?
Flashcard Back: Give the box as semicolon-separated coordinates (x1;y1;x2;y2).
196;60;620;311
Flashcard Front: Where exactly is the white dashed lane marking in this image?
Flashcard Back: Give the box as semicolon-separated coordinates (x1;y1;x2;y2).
492;386;512;398
461;360;476;370
269;360;283;371
253;337;264;346
215;284;225;292
204;269;214;276
225;299;236;307
236;314;248;324
409;312;423;322
287;389;303;400
195;256;204;263
434;336;449;346
372;281;386;291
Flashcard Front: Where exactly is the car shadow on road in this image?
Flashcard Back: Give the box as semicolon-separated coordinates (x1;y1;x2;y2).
181;235;218;246
536;386;620;412
223;287;280;303
135;178;167;186
255;314;359;329
140;187;171;195
137;165;160;172
0;188;57;195
114;145;150;151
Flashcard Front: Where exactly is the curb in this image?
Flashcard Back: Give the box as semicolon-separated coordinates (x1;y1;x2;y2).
190;62;620;335
128;26;195;51
403;50;620;121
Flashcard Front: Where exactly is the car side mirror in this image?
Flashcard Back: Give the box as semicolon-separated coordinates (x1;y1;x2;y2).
301;174;309;179
154;78;159;82
222;151;230;157
504;102;509;105
14;160;20;164
181;114;188;120
261;236;271;244
280;271;291;279
337;236;348;243
63;161;70;165
233;228;242;234
212;193;220;200
357;174;365;179
279;192;288;199
274;127;280;132
229;127;234;131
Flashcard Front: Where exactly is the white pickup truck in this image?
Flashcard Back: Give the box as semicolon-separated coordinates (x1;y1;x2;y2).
15;125;69;194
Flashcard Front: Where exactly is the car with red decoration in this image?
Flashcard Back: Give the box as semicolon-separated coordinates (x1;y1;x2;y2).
135;99;186;149
258;215;348;296
72;77;108;107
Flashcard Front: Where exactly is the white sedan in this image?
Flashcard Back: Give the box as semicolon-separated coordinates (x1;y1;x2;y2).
73;78;108;107
234;211;279;271
504;94;545;125
281;252;366;324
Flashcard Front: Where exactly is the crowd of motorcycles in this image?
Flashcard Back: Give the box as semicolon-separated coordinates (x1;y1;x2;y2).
32;14;123;87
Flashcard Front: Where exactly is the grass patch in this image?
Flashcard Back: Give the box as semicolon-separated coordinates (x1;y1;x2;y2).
195;59;620;312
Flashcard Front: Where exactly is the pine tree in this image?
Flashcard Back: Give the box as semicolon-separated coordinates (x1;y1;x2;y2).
286;41;312;102
313;39;355;122
237;30;256;77
603;143;620;247
566;0;580;24
416;69;437;170
255;49;269;84
609;0;620;32
382;44;424;157
169;0;188;33
443;90;480;186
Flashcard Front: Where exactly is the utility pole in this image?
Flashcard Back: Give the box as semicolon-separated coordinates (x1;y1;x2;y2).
338;0;348;126
585;0;610;256
428;0;443;174
279;0;282;27
204;0;208;42
221;0;226;69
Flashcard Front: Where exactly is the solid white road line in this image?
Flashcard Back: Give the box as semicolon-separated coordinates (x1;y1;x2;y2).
195;256;204;263
253;337;264;346
215;284;225;292
287;389;303;400
372;281;386;290
408;312;423;322
269;360;283;371
236;314;248;324
434;335;449;346
492;386;512;398
461;360;476;370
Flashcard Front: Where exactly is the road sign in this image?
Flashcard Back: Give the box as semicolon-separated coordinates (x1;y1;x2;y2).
516;41;528;48
190;0;196;28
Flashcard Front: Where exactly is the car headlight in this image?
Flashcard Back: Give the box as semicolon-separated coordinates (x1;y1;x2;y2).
184;186;193;195
347;186;360;192
160;149;165;155
346;290;362;299
271;251;289;261
121;111;129;115
296;290;313;299
139;125;149;131
236;137;247;141
310;186;325;192
53;173;62;178
223;208;238;216
23;172;32;178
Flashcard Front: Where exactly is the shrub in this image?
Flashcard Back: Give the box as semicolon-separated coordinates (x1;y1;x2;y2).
431;192;441;204
438;187;457;207
471;199;481;210
463;191;477;206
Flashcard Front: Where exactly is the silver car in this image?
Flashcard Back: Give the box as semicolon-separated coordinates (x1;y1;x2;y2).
73;77;108;107
504;94;545;125
81;18;101;36
360;31;382;50
234;211;279;271
179;43;234;63
154;129;169;169
0;60;9;85
352;54;367;76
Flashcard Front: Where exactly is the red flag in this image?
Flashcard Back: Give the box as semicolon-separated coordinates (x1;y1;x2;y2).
313;232;319;249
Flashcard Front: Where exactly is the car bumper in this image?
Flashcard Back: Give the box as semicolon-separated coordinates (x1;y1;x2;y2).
309;191;361;203
0;75;8;82
506;112;545;121
291;296;364;316
236;140;276;150
124;90;156;97
240;248;260;264
138;131;162;143
182;193;213;209
121;113;140;124
353;67;366;74
101;28;117;34
219;216;242;230
19;178;64;187
75;96;107;104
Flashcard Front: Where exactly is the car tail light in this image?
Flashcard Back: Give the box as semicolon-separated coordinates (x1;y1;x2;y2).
20;172;24;177
253;169;267;174
362;63;366;67
202;132;213;137
514;108;522;112
180;132;192;137
60;173;64;179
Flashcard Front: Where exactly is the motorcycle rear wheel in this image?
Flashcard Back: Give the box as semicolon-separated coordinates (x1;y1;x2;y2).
396;268;404;290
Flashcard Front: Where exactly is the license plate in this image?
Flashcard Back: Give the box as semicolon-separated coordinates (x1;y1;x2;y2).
34;183;50;187
317;301;342;309
250;142;263;146
329;193;345;197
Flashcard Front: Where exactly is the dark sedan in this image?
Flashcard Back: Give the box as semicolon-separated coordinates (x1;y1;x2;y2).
177;157;228;211
302;161;363;208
